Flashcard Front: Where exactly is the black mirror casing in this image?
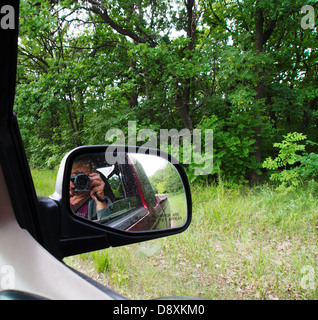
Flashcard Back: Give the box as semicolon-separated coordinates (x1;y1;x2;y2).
43;146;192;260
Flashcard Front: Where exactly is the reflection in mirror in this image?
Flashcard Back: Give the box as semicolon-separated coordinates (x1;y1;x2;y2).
69;151;188;232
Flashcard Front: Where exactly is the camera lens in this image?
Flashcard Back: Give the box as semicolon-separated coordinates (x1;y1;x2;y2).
74;173;90;190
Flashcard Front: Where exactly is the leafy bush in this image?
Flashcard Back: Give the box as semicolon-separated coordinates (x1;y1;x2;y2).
186;115;259;186
263;132;318;191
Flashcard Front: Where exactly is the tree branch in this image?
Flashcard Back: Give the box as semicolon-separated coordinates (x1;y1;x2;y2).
86;0;156;46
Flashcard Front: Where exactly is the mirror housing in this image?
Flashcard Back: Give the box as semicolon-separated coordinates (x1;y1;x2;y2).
44;146;192;259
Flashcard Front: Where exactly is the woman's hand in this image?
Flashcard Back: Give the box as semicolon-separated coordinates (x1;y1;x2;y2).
89;173;107;210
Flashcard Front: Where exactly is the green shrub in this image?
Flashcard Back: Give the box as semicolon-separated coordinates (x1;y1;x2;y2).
263;132;318;191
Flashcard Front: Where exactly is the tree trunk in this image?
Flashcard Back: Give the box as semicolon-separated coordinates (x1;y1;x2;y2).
175;86;193;131
129;57;139;108
174;0;196;131
250;6;264;184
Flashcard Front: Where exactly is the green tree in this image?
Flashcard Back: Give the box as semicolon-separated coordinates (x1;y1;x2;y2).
15;0;318;185
201;0;317;183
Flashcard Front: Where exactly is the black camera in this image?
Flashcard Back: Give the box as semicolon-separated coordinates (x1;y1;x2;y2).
70;172;91;191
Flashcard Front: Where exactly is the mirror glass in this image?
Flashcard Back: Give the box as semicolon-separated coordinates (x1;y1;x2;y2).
69;151;188;232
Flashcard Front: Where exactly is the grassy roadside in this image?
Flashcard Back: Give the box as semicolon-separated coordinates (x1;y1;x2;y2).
32;169;318;299
31;168;57;196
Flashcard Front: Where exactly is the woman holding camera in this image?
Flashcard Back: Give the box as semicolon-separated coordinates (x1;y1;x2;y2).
69;158;111;221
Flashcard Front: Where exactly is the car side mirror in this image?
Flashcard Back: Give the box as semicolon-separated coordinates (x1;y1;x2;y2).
46;146;192;258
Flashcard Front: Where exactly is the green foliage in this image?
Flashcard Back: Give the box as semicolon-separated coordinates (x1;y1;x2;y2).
91;251;111;273
149;163;184;194
31;168;57;196
16;0;318;185
185;115;259;186
263;132;318;191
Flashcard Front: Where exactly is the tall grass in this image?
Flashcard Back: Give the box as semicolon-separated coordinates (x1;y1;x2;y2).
31;168;57;196
32;169;318;299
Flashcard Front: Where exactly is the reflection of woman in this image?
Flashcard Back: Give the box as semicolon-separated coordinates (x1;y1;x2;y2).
70;158;111;221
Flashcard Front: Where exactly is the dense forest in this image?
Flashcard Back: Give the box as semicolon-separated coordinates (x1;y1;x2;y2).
15;0;318;186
